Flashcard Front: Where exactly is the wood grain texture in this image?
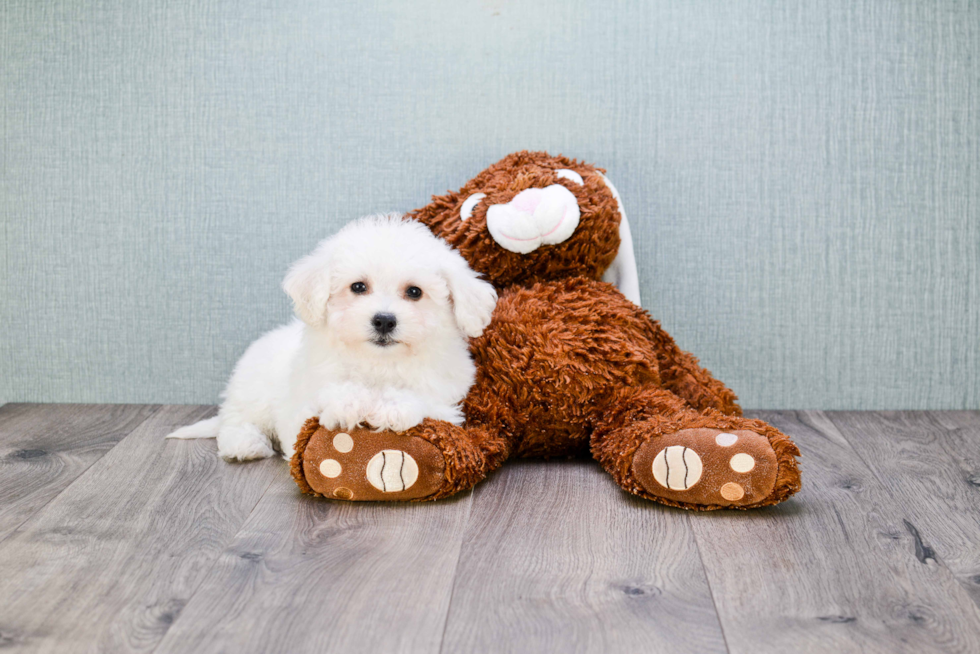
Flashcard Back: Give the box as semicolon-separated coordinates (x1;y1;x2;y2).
440;460;727;654
0;403;159;541
154;470;474;654
842;411;980;608
4;407;980;653
689;411;980;654
0;405;280;654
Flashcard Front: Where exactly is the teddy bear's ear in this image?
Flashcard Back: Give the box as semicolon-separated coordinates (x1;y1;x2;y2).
282;242;333;325
596;172;642;307
440;251;498;338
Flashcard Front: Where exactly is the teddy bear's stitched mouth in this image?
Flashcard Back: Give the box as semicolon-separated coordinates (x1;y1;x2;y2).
486;185;580;254
497;206;570;243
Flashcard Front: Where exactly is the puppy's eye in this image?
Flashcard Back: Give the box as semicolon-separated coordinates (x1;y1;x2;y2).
556;169;584;186
350;282;368;294
460;193;486;221
405;286;423;300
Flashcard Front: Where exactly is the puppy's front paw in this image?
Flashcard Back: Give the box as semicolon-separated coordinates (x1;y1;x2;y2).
366;398;427;433
317;384;377;431
316;408;343;431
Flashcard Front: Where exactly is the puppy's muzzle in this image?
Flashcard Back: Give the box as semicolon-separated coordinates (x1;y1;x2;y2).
371;312;397;337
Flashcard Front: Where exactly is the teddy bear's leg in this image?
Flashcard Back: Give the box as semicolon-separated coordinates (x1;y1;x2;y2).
643;319;743;416
290;417;510;501
592;386;801;510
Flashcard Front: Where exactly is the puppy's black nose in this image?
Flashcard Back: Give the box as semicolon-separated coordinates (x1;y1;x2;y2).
371;312;397;336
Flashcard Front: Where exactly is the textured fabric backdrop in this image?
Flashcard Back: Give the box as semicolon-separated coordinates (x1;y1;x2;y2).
2;1;978;409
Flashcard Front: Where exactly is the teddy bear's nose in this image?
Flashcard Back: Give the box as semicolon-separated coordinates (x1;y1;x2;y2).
510;188;546;213
485;184;581;254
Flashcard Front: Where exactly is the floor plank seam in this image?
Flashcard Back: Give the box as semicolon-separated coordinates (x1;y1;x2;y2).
814;411;950;567
0;404;165;548
686;512;733;654
806;410;980;624
820;411;980;610
146;456;283;654
436;490;476;654
816;411;920;498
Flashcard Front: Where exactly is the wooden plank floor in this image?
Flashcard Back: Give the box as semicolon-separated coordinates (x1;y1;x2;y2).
1;405;979;654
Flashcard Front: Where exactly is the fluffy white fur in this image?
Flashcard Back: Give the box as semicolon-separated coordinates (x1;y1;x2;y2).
166;213;498;461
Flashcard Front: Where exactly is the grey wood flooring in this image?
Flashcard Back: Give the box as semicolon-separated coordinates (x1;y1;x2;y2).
1;405;979;654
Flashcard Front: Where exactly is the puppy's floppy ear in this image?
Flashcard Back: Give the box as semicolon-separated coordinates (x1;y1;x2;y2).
282;243;332;325
440;251;498;338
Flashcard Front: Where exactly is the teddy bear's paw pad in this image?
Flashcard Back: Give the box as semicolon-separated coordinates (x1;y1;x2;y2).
301;426;446;501
631;429;778;507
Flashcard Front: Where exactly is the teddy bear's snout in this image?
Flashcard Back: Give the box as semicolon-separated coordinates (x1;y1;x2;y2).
486;184;580;254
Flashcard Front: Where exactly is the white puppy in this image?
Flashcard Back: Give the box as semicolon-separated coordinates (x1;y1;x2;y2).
167;213;497;461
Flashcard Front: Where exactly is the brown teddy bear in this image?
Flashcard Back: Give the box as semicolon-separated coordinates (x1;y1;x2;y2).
291;151;801;510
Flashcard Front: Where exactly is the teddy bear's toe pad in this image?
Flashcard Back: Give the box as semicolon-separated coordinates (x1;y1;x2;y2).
632;429;778;507
301;426;446;501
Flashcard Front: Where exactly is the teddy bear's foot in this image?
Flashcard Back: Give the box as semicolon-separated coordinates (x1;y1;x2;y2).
632;428;779;507
292;423;447;501
592;387;801;510
290;417;511;501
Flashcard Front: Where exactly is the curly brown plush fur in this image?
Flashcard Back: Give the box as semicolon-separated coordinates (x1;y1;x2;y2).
465;278;743;458
293;151;802;509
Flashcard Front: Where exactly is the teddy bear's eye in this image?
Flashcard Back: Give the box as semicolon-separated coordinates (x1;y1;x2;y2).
460;193;486;221
556;169;584;186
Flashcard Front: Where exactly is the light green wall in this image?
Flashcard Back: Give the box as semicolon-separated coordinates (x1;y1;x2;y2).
2;1;978;409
